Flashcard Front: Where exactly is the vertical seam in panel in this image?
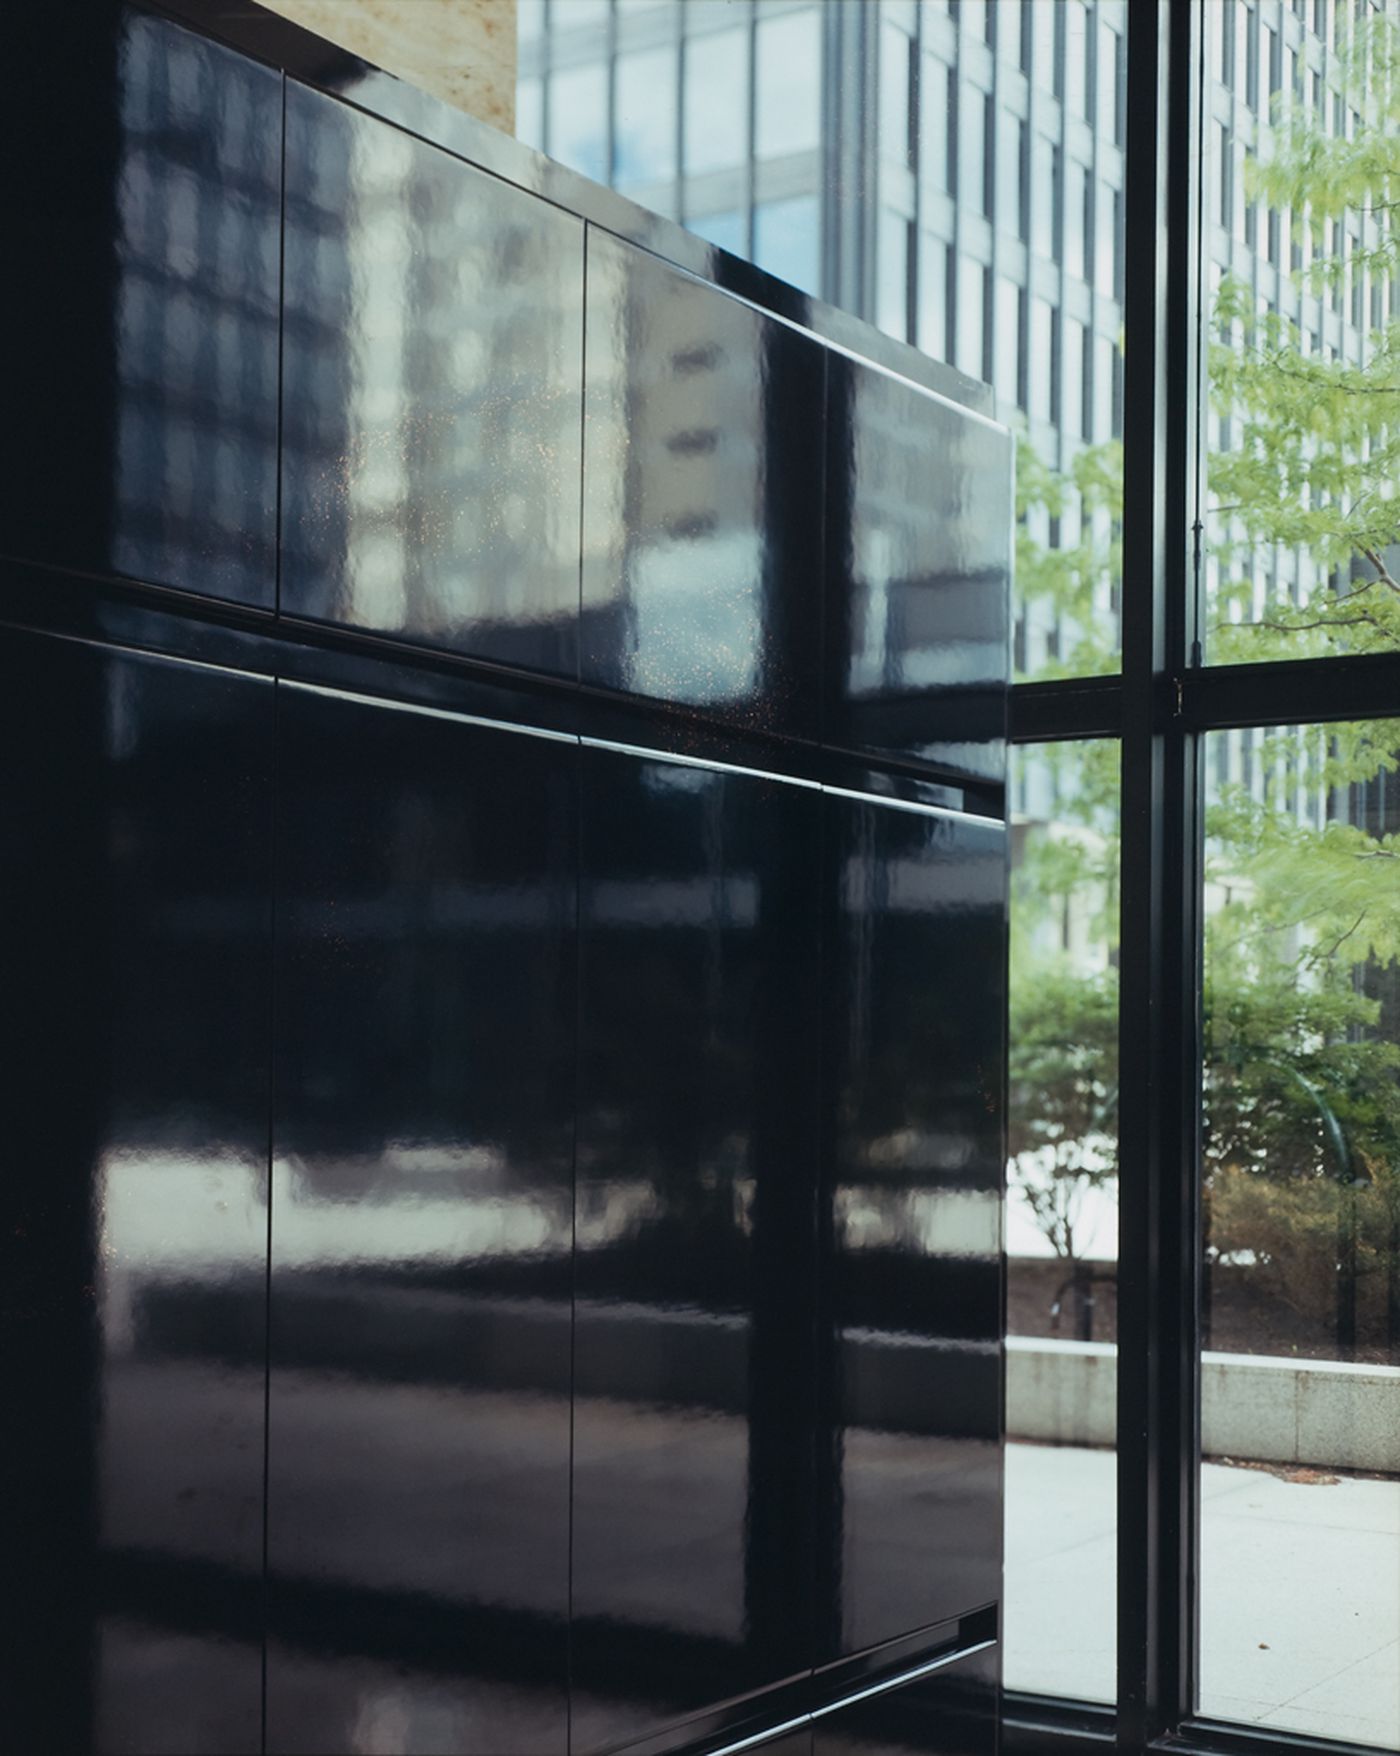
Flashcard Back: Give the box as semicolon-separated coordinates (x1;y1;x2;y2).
568;742;582;1756
817;349;829;752
275;77;287;621
577;227;589;686
814;786;833;1671
261;675;280;1756
810;781;826;1683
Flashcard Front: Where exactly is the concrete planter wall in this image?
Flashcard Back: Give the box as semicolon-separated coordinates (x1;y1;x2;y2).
1007;1337;1400;1474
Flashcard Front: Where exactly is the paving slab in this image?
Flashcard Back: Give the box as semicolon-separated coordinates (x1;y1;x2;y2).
1006;1441;1400;1749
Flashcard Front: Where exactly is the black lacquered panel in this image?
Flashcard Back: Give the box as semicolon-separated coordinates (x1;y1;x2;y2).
3;8;280;606
813;1649;997;1756
267;685;575;1754
281;84;584;675
571;747;822;1752
819;796;1004;1660
581;233;825;735
0;630;272;1754
825;360;1010;783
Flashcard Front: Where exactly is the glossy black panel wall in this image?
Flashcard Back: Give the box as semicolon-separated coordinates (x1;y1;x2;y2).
581;235;825;734
268;686;574;1754
826;360;1010;784
281;83;584;674
572;748;821;1751
1;630;273;1754
819;798;1005;1660
3;8;280;606
2;7;1010;1754
813;1649;998;1756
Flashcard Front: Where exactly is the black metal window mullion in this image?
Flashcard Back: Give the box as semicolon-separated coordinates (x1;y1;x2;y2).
1113;0;1202;1745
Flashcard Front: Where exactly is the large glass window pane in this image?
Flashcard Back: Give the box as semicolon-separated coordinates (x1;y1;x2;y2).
1064;0;1090;120
920;51;951;193
1031;140;1056;260
754;8;821;160
956;256;986;381
547;63;608;183
614;45;677;192
555;0;609;28
1065;160;1087;283
917;231;949;361
1006;739;1120;1703
517;75;544;152
1030;0;1057;93
683;28;748;176
1199;722;1400;1748
878;209;911;342
687;207;745;256
995;276;1023;415
880;20;913;171
753;195;819;296
960;87;987;216
1207;12;1400;664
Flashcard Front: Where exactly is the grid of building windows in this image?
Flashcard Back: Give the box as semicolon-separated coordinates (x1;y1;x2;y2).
518;0;1128;691
520;0;1396;756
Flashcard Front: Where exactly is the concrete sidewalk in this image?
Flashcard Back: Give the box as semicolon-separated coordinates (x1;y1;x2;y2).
1005;1441;1400;1748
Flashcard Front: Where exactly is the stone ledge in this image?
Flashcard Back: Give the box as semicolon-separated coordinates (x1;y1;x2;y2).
1007;1336;1400;1473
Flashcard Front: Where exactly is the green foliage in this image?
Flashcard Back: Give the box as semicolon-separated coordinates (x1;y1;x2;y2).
1211;13;1400;662
1008;965;1117;1261
1208;1162;1400;1334
1011;19;1400;1297
1014;433;1123;680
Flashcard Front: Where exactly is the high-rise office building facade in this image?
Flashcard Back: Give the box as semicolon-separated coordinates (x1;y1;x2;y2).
519;0;1392;705
518;0;1127;690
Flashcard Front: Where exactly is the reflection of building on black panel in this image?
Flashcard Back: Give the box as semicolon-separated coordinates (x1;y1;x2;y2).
582;232;823;734
281;85;583;674
111;15;281;604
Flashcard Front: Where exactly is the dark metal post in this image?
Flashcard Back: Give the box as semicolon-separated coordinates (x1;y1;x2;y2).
1115;0;1202;1747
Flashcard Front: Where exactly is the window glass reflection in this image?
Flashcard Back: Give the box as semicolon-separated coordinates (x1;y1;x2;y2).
520;0;1129;687
615;45;677;189
688;207;746;256
1199;722;1400;1748
1006;740;1120;1704
683;27;749;176
1206;10;1400;665
754;195;820;297
548;62;608;182
754;8;821;160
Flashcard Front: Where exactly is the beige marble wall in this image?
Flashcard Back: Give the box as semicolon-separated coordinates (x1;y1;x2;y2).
260;0;518;133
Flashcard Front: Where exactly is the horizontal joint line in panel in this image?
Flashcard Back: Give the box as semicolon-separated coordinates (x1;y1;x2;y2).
590;224;1012;442
703;1713;814;1756
0;617;274;690
704;1636;998;1756
819;783;1002;824
282;680;579;744
807;1637;998;1722
579;736;822;788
